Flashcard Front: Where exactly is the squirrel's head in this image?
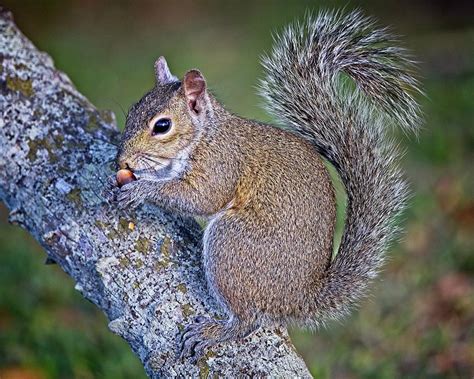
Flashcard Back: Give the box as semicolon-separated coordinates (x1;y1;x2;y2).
117;56;213;179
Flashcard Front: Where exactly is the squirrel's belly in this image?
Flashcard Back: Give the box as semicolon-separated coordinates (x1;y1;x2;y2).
201;194;335;319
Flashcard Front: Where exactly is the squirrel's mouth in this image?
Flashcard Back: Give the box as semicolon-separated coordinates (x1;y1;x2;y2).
116;167;159;187
116;152;175;186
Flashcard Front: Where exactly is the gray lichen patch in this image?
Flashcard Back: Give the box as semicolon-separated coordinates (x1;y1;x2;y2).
155;257;171;271
85;110;101;132
99;109;115;125
160;236;172;257
181;303;194;318
52;133;64;147
177;283;187;294
153;236;174;271
95;220;120;241
27;137;59;163
108;317;128;338
119;257;130;268
96;256;121;279
66;188;82;206
14;62;27;70
118;217;132;234
134;259;144;269
147;352;170;372
85;109;116;133
94;219;108;230
106;228;120;241
197;357;210;379
6;75;33;97
135;236;150;254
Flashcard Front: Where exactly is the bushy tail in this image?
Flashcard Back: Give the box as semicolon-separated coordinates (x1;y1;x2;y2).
259;10;422;325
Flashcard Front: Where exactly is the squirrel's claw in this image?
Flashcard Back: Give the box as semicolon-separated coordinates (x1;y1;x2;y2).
178;316;217;362
101;174;120;203
178;316;260;362
117;181;144;210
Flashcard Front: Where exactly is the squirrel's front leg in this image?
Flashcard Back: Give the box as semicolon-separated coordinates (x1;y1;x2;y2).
117;178;225;217
116;180;157;210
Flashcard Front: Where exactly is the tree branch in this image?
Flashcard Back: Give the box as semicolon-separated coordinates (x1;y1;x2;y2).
0;9;311;378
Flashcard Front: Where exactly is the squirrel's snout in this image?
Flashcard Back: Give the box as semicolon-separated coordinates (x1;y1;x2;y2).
117;155;131;171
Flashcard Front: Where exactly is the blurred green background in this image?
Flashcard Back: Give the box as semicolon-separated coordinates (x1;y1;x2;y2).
0;1;473;378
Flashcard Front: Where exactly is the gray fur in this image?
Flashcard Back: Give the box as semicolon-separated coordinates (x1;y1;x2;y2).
259;10;422;325
116;10;422;360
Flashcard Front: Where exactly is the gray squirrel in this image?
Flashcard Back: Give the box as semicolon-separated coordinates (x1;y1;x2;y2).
112;10;422;359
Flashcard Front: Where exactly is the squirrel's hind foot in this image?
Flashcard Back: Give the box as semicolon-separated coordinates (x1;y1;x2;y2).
178;316;258;362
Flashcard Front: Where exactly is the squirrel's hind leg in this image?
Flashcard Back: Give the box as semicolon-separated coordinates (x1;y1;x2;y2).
179;315;258;361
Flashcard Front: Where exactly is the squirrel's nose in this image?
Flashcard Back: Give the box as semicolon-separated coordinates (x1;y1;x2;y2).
117;156;131;170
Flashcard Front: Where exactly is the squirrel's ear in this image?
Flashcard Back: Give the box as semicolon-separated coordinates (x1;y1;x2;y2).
154;56;178;85
183;69;207;115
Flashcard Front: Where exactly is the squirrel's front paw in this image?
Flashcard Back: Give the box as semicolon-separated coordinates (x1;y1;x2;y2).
117;181;146;210
102;174;120;203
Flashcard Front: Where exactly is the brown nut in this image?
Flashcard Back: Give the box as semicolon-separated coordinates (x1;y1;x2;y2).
116;169;136;187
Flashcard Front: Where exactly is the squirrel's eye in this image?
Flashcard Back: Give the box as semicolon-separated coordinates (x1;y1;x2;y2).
151;118;172;136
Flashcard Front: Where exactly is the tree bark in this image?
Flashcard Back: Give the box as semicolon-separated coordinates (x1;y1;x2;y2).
0;9;311;378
